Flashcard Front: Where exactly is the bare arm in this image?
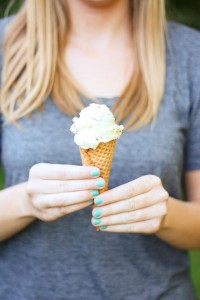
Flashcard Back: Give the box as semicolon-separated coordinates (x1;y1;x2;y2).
0;163;104;242
0;183;35;242
90;171;200;250
157;170;200;249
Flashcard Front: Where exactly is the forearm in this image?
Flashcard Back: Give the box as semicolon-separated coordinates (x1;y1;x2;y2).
0;182;35;242
157;197;200;250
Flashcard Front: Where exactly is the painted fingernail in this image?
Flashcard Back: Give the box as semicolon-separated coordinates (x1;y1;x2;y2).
100;226;107;230
94;197;103;205
93;209;101;218
94;218;101;225
96;179;105;188
90;169;100;177
91;190;99;197
88;199;94;203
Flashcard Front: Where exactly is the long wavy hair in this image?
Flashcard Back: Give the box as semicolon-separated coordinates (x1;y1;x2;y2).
0;0;166;129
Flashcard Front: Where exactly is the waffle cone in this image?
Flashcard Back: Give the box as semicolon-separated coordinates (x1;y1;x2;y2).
79;139;116;193
80;140;116;231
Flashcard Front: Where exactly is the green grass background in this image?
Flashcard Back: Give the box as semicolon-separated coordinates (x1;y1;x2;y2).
0;0;200;297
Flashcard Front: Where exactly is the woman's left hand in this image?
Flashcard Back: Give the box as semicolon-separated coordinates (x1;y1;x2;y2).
91;175;169;234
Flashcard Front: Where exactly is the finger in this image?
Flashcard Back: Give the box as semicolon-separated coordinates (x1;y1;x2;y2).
46;201;91;220
29;163;100;180
34;190;97;209
92;202;167;227
93;188;168;217
94;175;160;206
98;218;162;234
29;177;105;194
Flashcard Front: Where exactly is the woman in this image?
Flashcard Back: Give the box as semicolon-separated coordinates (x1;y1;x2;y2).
0;0;200;299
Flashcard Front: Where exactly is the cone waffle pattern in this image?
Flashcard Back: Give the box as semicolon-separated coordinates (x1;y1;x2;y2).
79;140;116;193
79;140;116;231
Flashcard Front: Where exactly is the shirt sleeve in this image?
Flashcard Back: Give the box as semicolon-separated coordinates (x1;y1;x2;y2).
184;85;200;171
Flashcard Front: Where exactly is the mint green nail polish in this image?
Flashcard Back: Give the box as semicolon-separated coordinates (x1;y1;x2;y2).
88;199;94;203
91;190;99;197
94;197;103;205
100;226;107;230
94;218;101;225
93;209;101;218
91;169;100;177
96;179;105;188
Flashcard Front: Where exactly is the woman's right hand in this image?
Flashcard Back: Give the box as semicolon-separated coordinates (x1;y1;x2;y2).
26;163;104;222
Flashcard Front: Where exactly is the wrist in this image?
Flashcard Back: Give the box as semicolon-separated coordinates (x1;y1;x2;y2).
157;196;189;234
159;196;173;231
18;182;35;220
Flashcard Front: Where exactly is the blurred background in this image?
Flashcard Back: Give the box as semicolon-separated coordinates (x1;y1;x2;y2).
0;0;200;298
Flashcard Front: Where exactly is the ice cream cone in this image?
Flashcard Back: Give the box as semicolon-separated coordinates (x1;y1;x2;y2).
79;139;116;193
70;103;123;231
79;139;116;231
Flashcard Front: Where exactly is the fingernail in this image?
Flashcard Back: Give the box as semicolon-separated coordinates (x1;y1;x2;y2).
88;199;94;203
91;190;99;197
93;209;101;218
100;226;107;230
90;169;100;177
94;197;103;205
93;218;101;225
96;179;105;188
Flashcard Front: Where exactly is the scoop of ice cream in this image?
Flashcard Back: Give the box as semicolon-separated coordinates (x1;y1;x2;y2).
70;103;124;149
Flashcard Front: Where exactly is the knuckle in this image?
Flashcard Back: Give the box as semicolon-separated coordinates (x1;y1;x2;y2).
44;212;58;222
26;181;35;195
142;175;153;186
80;190;89;201
82;190;91;201
58;181;69;193
126;184;134;198
51;194;59;206
153;188;166;202
32;196;39;208
53;194;65;207
126;212;137;223
105;216;112;224
162;190;169;200
29;163;43;177
59;165;70;180
157;203;166;216
150;219;160;232
106;205;113;216
127;224;135;233
83;179;93;190
156;188;168;200
60;206;68;216
43;214;54;222
128;199;136;211
148;175;161;186
140;175;159;190
29;166;36;178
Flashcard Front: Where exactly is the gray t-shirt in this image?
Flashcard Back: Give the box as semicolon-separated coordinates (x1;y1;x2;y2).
0;17;200;300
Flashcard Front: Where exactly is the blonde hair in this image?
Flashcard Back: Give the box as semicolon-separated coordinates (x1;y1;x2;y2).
0;0;166;129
